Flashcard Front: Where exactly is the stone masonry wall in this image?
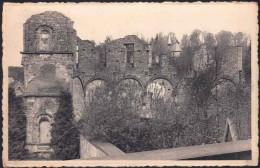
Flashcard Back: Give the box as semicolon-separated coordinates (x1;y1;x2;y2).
24;11;77;53
77;39;99;82
77;35;180;90
22;11;75;157
221;46;243;84
22;54;73;94
24;97;59;154
72;77;85;122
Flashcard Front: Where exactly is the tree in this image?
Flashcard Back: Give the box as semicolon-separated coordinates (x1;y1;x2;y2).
50;91;80;160
215;30;234;55
104;36;113;44
204;33;216;51
8;87;28;160
177;34;193;76
189;29;202;51
180;34;190;48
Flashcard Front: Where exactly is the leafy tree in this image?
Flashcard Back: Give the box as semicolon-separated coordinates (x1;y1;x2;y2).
189;29;202;51
177;34;193;76
50;91;80;160
204;33;216;48
180;34;190;48
8;87;28;160
151;32;177;58
234;32;247;46
215;30;234;55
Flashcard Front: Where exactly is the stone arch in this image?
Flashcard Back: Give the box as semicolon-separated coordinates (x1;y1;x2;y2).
145;78;175;118
175;78;188;105
207;78;238;124
72;76;85;122
215;77;238;91
146;78;174;101
36;113;53;125
36;113;53;144
115;78;143;114
145;75;173;89
73;76;84;92
117;76;144;89
213;78;238;103
84;79;107;106
84;77;108;94
36;25;53;52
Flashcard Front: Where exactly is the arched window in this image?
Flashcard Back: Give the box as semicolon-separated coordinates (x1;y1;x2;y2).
39;117;51;144
39;30;51;51
37;26;53;52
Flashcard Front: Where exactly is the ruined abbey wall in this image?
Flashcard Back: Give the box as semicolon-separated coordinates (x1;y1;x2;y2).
10;11;245;158
21;11;76;158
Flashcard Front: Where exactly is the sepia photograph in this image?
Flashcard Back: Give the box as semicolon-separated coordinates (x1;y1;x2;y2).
2;2;258;167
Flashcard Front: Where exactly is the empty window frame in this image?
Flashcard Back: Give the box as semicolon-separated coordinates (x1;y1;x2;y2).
39;30;51;51
125;43;134;67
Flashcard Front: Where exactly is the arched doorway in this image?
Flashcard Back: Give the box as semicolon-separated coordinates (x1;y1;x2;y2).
39;117;51;144
146;78;174;118
85;79;107;106
115;78;143;115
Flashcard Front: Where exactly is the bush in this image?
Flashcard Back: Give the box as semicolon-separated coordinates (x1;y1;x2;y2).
80;85;200;153
8;87;28;160
80;69;251;153
50;91;80;160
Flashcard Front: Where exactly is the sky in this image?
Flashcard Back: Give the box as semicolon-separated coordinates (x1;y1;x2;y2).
3;2;258;67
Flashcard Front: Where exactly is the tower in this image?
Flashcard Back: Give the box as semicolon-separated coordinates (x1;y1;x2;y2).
21;11;77;158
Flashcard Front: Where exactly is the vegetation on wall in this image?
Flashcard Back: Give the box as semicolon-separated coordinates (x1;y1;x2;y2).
50;91;80;160
79;30;251;153
8;87;28;160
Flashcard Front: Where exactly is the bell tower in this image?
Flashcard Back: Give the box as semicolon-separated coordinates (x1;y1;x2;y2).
21;11;77;158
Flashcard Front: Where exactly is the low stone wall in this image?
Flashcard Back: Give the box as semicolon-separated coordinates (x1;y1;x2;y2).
92;139;251;160
80;135;125;159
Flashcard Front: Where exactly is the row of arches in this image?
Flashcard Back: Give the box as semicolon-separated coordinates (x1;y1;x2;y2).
72;75;239;119
81;75;176;97
73;76;178;118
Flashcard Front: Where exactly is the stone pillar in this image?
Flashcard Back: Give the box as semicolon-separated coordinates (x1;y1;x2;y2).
148;44;152;67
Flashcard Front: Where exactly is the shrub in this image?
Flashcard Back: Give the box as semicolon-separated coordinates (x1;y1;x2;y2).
8;87;28;160
80;85;196;153
50;91;80;160
80;69;251;153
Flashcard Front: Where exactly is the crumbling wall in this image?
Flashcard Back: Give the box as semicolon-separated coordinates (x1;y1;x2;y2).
24;97;59;155
221;46;243;84
77;39;99;76
24;11;77;53
22;11;75;158
72;77;85;122
106;35;150;80
22;54;73;94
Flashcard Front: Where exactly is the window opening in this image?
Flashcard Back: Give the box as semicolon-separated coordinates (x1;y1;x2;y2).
125;43;134;67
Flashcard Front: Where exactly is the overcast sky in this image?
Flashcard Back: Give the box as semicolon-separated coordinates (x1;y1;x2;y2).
3;2;258;66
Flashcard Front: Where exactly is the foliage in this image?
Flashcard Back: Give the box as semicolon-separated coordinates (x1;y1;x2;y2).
96;36;113;66
8;87;28;160
80;85;185;152
151;32;177;56
80;29;251;153
50;91;80;160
